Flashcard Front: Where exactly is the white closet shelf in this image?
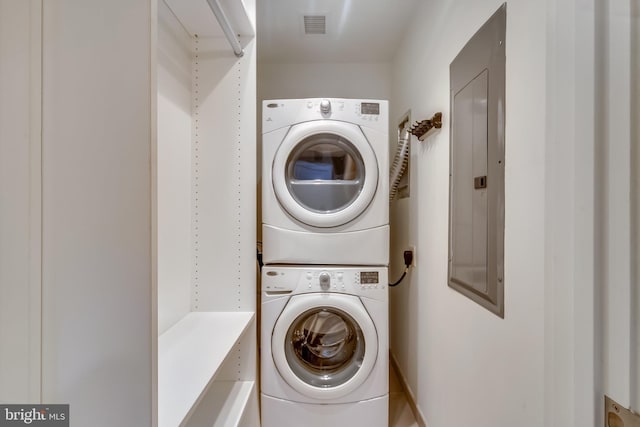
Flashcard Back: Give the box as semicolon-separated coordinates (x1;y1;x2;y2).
184;381;256;427
158;311;255;427
164;0;255;39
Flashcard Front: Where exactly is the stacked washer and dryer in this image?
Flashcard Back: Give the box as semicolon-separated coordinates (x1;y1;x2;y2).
261;98;390;427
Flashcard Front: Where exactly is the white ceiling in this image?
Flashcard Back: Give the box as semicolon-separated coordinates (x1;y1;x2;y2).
257;0;420;63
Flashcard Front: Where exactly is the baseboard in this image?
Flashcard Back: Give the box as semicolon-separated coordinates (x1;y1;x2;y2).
389;351;428;427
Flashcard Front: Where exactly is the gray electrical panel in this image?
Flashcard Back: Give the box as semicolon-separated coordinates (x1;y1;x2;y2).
448;4;506;317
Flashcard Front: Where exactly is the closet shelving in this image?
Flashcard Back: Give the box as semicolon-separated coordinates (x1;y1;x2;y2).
156;0;257;425
158;312;254;426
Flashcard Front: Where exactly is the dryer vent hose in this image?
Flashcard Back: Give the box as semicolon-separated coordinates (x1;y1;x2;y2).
389;129;411;202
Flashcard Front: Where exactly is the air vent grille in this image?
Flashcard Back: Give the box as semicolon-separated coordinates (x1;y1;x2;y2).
304;15;326;34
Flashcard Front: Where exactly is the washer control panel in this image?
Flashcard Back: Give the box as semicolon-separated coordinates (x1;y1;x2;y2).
262;266;387;296
355;101;381;122
302;98;345;115
305;270;347;291
356;271;382;289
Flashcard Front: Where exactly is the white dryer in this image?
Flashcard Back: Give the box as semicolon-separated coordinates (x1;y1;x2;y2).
262;98;389;265
261;266;388;427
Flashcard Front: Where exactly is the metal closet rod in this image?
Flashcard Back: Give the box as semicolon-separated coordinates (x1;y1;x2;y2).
205;0;244;57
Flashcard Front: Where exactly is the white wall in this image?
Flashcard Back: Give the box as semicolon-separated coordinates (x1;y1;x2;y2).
258;62;391;102
390;1;640;426
601;0;632;406
543;0;606;424
157;0;193;335
41;1;153;425
0;0;41;403
597;0;638;415
389;1;546;426
634;0;640;412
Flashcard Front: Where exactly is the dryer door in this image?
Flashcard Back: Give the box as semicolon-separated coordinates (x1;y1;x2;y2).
271;293;378;400
272;121;378;227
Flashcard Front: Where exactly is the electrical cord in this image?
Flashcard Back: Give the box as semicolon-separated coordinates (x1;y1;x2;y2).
389;250;414;287
256;241;263;270
389;268;408;287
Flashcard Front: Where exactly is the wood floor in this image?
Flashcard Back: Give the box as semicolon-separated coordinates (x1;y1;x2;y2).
389;365;420;427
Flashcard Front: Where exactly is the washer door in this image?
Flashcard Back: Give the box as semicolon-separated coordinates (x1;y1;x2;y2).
272;294;378;400
272;121;378;227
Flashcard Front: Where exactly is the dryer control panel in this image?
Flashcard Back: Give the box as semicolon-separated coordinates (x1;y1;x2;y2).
262;266;388;299
262;98;388;134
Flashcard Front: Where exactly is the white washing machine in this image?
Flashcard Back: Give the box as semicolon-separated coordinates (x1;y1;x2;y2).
262;98;389;266
261;265;388;427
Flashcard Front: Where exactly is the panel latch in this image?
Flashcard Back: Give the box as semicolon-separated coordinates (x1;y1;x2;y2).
474;175;487;189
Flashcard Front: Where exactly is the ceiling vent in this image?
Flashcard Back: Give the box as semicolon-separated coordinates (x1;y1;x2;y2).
304;15;326;34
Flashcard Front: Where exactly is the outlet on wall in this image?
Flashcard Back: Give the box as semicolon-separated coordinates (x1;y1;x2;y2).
405;245;416;267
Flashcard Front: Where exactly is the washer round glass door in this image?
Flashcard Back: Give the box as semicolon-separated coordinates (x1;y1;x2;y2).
272;294;378;400
272;121;379;228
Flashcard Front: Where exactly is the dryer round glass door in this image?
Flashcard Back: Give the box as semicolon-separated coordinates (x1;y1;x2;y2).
272;121;379;228
271;294;378;400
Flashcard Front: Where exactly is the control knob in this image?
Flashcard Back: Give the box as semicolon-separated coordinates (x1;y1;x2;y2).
320;99;331;114
319;272;331;290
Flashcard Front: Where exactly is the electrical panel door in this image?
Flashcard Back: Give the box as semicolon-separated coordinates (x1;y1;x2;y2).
449;4;505;317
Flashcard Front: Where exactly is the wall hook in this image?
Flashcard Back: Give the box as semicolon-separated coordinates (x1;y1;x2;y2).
409;112;442;141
